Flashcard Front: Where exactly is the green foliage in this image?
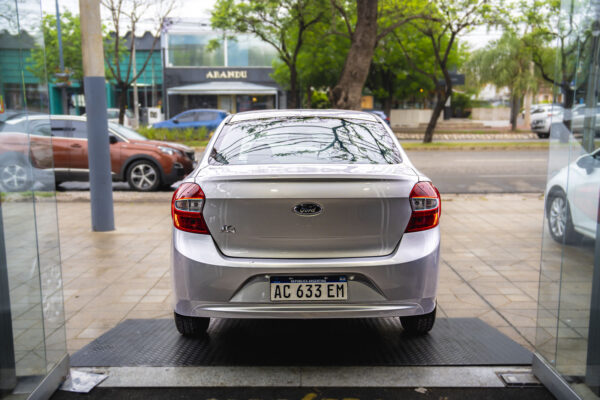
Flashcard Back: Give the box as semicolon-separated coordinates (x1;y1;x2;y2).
137;126;210;142
27;11;83;82
211;0;326;107
466;31;537;99
311;91;331;108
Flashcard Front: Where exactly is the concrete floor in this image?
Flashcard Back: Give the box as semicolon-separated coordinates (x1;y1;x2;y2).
57;193;546;354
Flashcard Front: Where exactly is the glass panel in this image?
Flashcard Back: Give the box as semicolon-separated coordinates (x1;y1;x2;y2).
167;33;224;67
536;0;600;397
0;0;67;397
227;34;278;67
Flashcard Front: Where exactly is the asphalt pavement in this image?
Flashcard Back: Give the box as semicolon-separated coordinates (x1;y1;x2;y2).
406;149;548;194
57;149;549;194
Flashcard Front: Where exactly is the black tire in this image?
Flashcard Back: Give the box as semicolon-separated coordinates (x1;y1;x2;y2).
126;160;161;191
537;132;550;139
174;312;210;336
547;190;583;245
400;306;436;335
0;156;32;192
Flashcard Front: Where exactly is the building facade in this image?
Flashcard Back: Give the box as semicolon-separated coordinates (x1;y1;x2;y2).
162;19;284;118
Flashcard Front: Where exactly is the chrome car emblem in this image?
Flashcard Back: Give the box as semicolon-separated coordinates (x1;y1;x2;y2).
293;202;323;216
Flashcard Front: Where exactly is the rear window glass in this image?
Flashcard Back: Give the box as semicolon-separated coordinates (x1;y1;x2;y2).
208;117;402;165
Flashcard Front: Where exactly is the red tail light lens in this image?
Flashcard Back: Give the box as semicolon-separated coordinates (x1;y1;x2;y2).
405;181;441;232
171;183;210;234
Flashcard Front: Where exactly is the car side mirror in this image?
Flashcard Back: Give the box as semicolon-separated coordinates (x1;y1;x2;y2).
577;154;598;174
109;135;118;144
173;119;179;124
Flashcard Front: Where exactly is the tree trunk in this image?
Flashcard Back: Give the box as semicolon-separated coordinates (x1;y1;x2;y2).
383;96;393;118
423;85;451;143
330;0;378;110
118;84;128;125
289;65;298;108
306;86;313;108
509;93;520;131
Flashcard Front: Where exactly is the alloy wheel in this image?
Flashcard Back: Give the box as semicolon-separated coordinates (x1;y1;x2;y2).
130;163;158;190
549;196;567;239
1;163;28;191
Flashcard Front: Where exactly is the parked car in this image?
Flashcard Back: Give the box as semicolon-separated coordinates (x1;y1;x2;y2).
545;147;600;244
170;109;441;336
531;104;564;138
153;109;228;131
566;104;600;136
0;115;195;191
363;109;391;125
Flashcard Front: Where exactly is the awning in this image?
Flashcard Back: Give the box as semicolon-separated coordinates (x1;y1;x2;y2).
167;81;278;96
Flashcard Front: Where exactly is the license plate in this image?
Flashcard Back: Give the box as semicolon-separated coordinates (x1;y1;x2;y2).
270;276;348;301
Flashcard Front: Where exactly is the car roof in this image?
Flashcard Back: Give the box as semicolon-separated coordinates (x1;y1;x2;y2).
179;109;228;113
229;109;379;123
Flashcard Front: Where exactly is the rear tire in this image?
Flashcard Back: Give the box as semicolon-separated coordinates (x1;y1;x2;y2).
174;312;210;336
400;306;436;335
537;132;550;139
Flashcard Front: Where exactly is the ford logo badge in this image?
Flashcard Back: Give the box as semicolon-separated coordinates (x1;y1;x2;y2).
293;202;323;216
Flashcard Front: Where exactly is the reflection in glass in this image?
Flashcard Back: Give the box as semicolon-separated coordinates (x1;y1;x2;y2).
536;0;600;397
210;117;403;166
0;0;67;398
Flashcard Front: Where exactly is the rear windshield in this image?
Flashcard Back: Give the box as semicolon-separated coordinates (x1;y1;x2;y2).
208;117;402;165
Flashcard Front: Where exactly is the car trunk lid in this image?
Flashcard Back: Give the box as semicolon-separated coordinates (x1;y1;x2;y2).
197;164;418;259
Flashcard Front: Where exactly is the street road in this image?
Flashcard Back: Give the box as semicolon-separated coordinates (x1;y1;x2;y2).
58;149;549;194
405;149;548;194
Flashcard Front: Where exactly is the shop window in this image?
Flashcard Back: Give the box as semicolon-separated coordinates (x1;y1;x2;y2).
227;34;278;67
167;33;225;67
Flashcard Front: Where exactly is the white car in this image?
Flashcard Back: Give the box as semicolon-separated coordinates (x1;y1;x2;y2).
545;148;600;243
531;104;564;138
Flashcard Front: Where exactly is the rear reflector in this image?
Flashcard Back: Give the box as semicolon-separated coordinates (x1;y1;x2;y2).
171;183;210;234
406;181;441;232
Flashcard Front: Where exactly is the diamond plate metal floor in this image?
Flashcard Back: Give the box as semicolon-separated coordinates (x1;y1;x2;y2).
70;318;531;367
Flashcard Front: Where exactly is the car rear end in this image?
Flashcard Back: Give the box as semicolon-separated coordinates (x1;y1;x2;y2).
170;110;441;335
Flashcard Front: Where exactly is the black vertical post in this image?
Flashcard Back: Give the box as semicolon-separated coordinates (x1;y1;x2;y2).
585;188;600;394
0;200;16;393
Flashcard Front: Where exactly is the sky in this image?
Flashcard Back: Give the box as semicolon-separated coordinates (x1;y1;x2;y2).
44;0;503;50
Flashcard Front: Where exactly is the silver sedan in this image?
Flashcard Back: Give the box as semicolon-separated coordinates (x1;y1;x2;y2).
171;110;441;336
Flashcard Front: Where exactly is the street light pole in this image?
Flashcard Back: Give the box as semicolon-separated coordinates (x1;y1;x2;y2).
55;0;68;114
79;0;115;232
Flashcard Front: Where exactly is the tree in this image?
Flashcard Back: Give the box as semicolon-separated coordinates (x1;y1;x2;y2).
211;0;325;108
28;11;84;83
521;0;590;109
395;0;492;143
328;0;431;110
270;9;348;107
466;31;537;130
102;0;175;124
367;32;437;115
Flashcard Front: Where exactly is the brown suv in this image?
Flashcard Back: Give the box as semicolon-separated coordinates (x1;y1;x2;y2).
0;115;195;191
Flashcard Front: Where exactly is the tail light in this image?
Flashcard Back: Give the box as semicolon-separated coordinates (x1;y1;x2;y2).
405;181;441;232
171;183;210;234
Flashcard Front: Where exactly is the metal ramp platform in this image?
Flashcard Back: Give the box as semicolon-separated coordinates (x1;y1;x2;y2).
70;318;532;367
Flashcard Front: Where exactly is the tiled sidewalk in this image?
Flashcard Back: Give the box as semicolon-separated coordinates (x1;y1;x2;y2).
58;193;544;353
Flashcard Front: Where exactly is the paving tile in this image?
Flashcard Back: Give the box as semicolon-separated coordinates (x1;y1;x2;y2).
57;194;547;353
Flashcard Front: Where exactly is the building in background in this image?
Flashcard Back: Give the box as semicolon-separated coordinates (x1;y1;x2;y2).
162;19;284;118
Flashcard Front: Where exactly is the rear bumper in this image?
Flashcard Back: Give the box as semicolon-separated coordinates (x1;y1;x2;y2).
171;227;440;319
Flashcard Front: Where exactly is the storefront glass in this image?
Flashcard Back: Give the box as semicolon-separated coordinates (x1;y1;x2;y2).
167;33;225;67
0;0;68;398
535;0;600;397
227;34;278;67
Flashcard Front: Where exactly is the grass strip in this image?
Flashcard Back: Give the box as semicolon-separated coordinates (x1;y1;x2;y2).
401;141;550;151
